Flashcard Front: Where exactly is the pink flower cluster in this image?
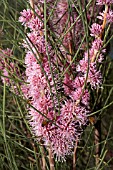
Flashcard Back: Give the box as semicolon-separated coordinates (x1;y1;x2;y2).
0;49;17;85
1;0;113;161
18;0;113;161
18;1;90;160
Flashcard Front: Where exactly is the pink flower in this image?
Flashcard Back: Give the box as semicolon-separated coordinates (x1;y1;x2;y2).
63;73;73;95
1;48;12;56
25;51;36;66
87;63;102;88
1;68;9;84
21;84;29;98
76;58;88;73
37;0;53;3
24;32;46;54
76;58;102;88
0;49;21;87
19;9;32;25
92;38;103;51
47;100;88;161
90;23;102;37
70;88;90;106
28;16;43;31
98;10;113;23
73;76;85;88
106;10;113;22
96;0;113;5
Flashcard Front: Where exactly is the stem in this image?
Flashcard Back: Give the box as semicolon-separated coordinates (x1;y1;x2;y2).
48;144;55;170
29;0;34;9
40;145;46;170
91;4;108;63
29;0;35;17
102;5;108;30
73;139;78;170
74;0;89;107
94;128;100;166
94;5;108;166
